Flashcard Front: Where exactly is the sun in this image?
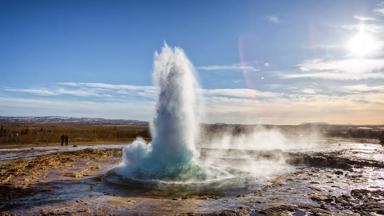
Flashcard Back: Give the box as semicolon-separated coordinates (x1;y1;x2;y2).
346;26;379;57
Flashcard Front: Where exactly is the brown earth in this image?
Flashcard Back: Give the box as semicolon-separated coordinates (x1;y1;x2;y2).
0;143;383;215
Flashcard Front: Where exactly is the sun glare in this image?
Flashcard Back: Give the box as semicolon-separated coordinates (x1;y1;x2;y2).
346;26;379;57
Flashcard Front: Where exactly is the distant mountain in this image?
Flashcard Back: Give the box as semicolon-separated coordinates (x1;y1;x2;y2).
0;116;148;125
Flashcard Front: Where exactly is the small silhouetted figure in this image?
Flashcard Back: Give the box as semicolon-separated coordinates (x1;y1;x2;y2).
60;134;65;146
379;132;384;146
64;135;69;146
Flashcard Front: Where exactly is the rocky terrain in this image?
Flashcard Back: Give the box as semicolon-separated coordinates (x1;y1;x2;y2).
0;140;383;215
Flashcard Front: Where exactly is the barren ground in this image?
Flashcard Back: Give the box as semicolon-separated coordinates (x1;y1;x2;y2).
0;139;383;216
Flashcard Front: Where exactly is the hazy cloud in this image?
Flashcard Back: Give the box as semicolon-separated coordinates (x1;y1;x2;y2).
2;82;384;124
340;23;384;34
281;58;384;80
353;15;375;21
197;63;259;72
5;87;109;97
203;88;280;100
3;83;281;102
305;44;344;50
264;15;280;24
374;2;384;16
342;84;384;93
0;97;154;121
4;88;57;96
204;92;384;124
58;82;155;92
300;88;320;95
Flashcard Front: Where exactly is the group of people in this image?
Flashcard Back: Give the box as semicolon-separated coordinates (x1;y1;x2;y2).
60;134;69;146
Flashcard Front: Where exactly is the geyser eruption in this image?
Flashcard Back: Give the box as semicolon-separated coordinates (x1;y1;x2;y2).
116;44;205;180
114;44;301;187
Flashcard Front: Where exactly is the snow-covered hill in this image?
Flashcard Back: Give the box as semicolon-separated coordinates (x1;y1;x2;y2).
0;116;148;125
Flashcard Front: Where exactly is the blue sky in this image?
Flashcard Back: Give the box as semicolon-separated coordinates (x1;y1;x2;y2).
1;0;384;124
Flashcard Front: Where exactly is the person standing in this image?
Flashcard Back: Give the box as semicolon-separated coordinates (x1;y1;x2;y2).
64;135;69;146
380;132;384;146
60;134;65;146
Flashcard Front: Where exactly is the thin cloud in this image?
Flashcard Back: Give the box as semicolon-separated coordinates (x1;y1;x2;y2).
203;88;280;100
0;97;154;121
375;8;384;16
374;1;384;16
297;58;384;72
344;24;384;35
300;88;320;95
56;88;105;97
353;15;375;21
264;15;280;24
305;44;344;50
281;58;384;80
58;82;155;92
3;83;282;101
197;63;259;72
283;72;384;80
58;82;156;98
342;84;384;93
4;88;58;96
5;87;105;97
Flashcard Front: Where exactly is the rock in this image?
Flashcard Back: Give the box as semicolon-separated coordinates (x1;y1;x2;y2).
89;165;100;170
307;186;322;192
320;203;327;210
260;205;299;216
208;209;249;216
0;211;17;216
354;202;384;214
334;170;343;175
310;194;334;203
77;208;90;213
64;172;83;178
351;189;384;199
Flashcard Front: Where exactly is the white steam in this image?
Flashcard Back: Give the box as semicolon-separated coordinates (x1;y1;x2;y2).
115;44;319;184
200;127;320;180
204;126;320;151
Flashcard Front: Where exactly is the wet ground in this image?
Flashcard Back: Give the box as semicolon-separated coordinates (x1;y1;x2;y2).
0;139;383;215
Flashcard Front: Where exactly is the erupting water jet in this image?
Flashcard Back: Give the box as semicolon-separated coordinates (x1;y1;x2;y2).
115;44;207;181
